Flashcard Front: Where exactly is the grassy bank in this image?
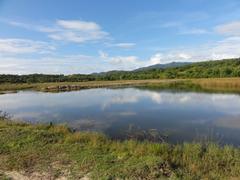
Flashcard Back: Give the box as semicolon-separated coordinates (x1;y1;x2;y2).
0;79;183;93
0;117;240;179
191;78;240;93
138;78;240;94
1;78;240;94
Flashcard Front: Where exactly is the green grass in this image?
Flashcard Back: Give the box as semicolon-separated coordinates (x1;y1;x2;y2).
140;78;240;94
1;78;240;94
0;117;240;179
0;79;182;93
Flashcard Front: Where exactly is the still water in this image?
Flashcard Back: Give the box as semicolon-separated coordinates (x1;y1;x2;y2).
0;87;240;145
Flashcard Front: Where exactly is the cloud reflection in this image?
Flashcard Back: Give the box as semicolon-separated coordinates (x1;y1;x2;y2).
0;88;240;123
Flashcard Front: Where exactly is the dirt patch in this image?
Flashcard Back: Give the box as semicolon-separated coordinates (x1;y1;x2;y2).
2;171;90;180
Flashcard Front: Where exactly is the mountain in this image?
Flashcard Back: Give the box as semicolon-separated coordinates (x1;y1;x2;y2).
91;62;192;75
134;62;192;71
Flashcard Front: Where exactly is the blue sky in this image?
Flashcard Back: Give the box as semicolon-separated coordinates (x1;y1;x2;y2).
1;0;240;74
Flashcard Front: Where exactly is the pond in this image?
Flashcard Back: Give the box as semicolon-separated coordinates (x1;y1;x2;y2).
0;87;240;145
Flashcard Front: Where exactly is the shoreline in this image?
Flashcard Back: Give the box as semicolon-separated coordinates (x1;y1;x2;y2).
0;79;183;93
0;118;240;179
1;78;240;94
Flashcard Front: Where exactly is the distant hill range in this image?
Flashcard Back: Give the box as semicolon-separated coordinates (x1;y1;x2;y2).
134;62;192;71
89;58;240;79
91;62;192;75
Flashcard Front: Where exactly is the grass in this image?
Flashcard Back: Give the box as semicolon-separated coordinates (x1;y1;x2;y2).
0;79;183;93
137;78;240;94
1;78;240;94
191;78;240;93
0;117;240;179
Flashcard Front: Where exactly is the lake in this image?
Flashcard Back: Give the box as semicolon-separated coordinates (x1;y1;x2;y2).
1;87;240;145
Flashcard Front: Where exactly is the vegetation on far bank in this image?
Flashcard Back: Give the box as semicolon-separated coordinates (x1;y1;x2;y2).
1;78;240;95
141;78;240;94
0;58;240;84
0;58;240;94
0;79;183;93
0;115;240;179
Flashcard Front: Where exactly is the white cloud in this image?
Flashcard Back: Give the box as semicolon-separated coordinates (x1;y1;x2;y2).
0;54;141;74
0;38;55;54
38;26;58;33
0;55;98;74
108;56;141;70
45;20;109;43
44;20;108;43
148;52;192;65
215;21;240;36
98;50;108;59
102;94;138;109
57;20;100;31
6;20;58;33
99;51;190;70
148;36;240;64
1;34;240;75
111;43;136;49
209;36;240;59
98;50;143;70
8;21;32;29
109;56;138;65
148;53;163;65
160;21;208;35
180;28;209;35
4;19;134;48
1;18;240;74
105;35;240;68
5;19;109;44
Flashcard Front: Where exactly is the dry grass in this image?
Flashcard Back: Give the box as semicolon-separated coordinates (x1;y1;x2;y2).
0;79;183;93
1;78;240;94
191;78;240;93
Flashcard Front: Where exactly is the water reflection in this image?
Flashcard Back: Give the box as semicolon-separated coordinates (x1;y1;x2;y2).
0;88;240;145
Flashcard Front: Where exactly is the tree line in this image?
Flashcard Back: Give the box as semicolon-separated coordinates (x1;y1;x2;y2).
0;58;240;83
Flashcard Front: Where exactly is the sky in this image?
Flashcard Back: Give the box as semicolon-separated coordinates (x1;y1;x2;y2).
0;0;240;74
